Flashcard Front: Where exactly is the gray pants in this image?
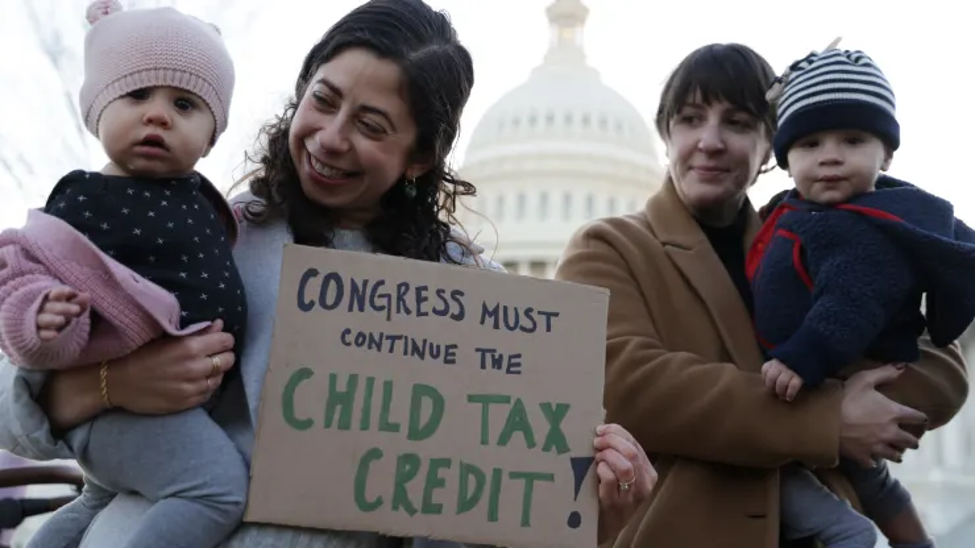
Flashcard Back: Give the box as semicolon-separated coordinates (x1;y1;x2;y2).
27;407;248;548
780;459;913;548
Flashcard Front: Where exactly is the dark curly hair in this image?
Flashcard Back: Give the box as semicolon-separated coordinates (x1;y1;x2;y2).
238;0;476;263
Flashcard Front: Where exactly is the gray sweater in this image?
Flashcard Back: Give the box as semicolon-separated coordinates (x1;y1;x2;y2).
0;195;504;547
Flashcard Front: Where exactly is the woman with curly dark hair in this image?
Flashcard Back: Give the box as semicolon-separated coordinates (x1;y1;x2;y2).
0;0;656;546
238;0;479;262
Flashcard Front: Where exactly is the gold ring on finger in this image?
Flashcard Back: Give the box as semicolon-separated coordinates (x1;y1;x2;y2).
618;475;636;492
210;355;222;378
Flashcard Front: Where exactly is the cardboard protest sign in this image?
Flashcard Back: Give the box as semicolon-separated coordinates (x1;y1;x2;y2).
246;244;609;547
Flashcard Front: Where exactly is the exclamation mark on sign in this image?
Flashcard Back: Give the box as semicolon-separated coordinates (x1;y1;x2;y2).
566;456;594;528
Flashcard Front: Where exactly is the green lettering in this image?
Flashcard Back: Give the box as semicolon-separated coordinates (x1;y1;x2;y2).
379;380;401;433
456;461;485;514
324;373;358;430
359;376;376;431
496;398;536;449
539;402;571;454
421;458;451;515
408;384;445;441
467;394;511;445
487;467;503;523
353;447;383;512
282;367;314;430
391;452;420;516
509;471;555;527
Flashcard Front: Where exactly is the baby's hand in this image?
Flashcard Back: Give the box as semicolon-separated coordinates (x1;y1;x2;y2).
761;358;804;402
36;287;90;341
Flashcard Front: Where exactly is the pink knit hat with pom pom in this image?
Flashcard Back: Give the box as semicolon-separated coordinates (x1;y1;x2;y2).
79;0;235;142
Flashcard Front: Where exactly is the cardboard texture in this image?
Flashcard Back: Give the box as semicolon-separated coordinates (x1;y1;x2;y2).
246;244;609;547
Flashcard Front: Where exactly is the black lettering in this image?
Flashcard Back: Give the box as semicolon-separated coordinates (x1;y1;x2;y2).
519;307;538;334
369;280;391;320
432;288;450;317
296;268;319;312
538;310;560;333
354;331;367;348
444;344;458;365
503;306;520;332
506;354;523;375
449;290;466;321
475;347;496;370
409;337;427;361
480;302;500;329
367;331;383;352
349;278;369;313
415;285;430;317
318;272;344;310
386;334;404;353
395;282;412;315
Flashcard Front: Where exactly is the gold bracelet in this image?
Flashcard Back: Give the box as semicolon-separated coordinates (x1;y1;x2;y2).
99;361;113;409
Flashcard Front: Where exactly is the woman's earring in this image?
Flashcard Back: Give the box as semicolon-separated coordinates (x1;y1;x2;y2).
404;175;417;199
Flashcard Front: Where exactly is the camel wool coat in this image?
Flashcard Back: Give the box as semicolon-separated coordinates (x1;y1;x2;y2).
555;178;970;547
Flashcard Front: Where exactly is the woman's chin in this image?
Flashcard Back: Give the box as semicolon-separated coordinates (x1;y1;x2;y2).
299;177;355;208
686;182;740;208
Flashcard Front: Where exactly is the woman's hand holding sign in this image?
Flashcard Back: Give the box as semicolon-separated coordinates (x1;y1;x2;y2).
594;423;657;543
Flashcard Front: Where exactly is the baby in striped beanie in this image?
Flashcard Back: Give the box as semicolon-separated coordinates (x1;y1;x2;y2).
0;0;249;548
748;44;974;548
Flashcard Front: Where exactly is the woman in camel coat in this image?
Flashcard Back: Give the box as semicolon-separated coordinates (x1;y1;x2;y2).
555;43;969;547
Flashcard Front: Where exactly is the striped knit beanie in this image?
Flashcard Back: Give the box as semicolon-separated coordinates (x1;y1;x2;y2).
79;0;235;143
770;47;899;168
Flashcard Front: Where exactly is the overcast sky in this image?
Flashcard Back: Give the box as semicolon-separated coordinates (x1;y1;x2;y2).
3;0;973;227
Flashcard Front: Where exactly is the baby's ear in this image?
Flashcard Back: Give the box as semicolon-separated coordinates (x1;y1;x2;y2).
881;147;893;172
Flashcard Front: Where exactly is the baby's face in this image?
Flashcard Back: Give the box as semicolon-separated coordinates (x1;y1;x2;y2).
97;87;215;178
786;129;892;205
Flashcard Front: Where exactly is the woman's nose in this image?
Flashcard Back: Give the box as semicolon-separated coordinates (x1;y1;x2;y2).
696;123;726;153
314;119;351;154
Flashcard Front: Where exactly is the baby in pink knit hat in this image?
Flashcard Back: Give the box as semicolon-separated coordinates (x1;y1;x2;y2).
0;1;248;547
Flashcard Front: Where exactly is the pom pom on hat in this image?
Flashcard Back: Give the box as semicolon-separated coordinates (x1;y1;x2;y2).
766;37;842;103
86;0;122;25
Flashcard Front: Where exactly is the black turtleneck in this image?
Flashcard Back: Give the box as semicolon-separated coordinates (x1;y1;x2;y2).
697;206;754;317
699;204;820;549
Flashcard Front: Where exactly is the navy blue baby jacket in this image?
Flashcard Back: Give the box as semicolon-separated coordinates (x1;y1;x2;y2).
747;176;975;386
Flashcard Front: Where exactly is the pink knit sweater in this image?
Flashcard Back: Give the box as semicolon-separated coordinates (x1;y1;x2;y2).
0;210;212;369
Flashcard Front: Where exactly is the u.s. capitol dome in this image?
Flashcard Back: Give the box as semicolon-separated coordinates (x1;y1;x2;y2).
458;0;664;277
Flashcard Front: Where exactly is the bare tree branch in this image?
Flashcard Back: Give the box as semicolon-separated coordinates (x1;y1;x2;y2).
22;0;89;158
0;136;31;197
